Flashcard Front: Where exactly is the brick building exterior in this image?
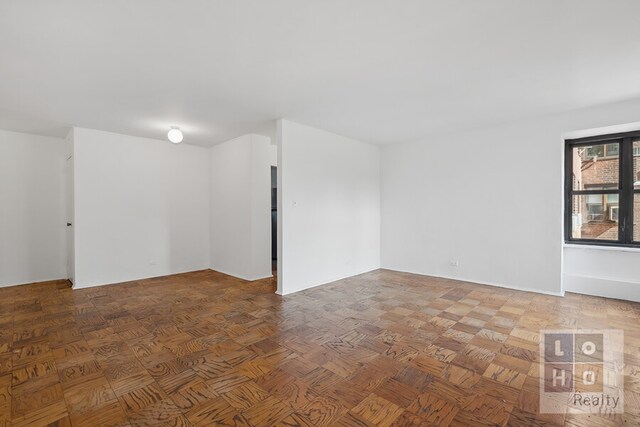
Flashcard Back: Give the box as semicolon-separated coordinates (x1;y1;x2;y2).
572;142;640;240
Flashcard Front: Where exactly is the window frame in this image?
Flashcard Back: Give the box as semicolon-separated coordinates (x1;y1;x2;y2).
565;130;640;248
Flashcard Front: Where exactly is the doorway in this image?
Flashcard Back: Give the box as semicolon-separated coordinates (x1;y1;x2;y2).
271;166;277;275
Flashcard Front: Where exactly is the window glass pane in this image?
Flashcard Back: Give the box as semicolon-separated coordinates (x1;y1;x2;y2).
634;139;640;190
635;194;640;242
571;143;619;190
606;194;619;204
571;194;619;240
605;143;619;156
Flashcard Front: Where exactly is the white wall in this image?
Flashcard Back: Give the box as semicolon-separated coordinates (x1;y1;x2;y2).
278;120;380;295
209;134;274;281
72;128;210;288
65;129;75;284
381;98;640;297
564;246;640;302
0;129;70;287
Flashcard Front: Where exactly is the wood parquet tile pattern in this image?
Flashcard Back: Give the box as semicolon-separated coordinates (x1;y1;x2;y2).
1;269;639;426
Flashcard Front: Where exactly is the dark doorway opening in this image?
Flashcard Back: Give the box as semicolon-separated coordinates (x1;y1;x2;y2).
271;166;277;275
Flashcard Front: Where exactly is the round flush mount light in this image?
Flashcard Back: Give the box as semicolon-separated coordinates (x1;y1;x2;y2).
167;127;184;144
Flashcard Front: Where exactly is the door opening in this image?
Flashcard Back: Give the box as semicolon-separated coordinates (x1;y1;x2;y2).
271;166;277;275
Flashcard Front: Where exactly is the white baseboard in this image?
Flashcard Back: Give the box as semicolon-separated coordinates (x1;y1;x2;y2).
277;267;380;296
379;267;565;297
276;267;566;298
563;274;640;302
208;267;273;282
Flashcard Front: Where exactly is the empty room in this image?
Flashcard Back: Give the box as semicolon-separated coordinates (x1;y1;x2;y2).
1;1;640;426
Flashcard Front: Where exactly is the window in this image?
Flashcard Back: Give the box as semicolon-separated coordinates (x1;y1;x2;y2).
565;133;640;246
583;143;619;159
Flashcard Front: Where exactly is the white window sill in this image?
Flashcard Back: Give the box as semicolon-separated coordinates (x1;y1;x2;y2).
563;243;640;253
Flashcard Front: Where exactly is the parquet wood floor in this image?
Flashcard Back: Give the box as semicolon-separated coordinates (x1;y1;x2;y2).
1;269;639;426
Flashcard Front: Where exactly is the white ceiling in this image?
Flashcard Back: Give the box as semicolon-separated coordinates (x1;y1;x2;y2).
1;0;640;146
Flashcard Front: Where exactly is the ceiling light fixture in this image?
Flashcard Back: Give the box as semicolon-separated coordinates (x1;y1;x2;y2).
167;127;184;144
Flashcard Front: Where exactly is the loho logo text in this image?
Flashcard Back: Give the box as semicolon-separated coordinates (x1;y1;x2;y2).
540;329;624;414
